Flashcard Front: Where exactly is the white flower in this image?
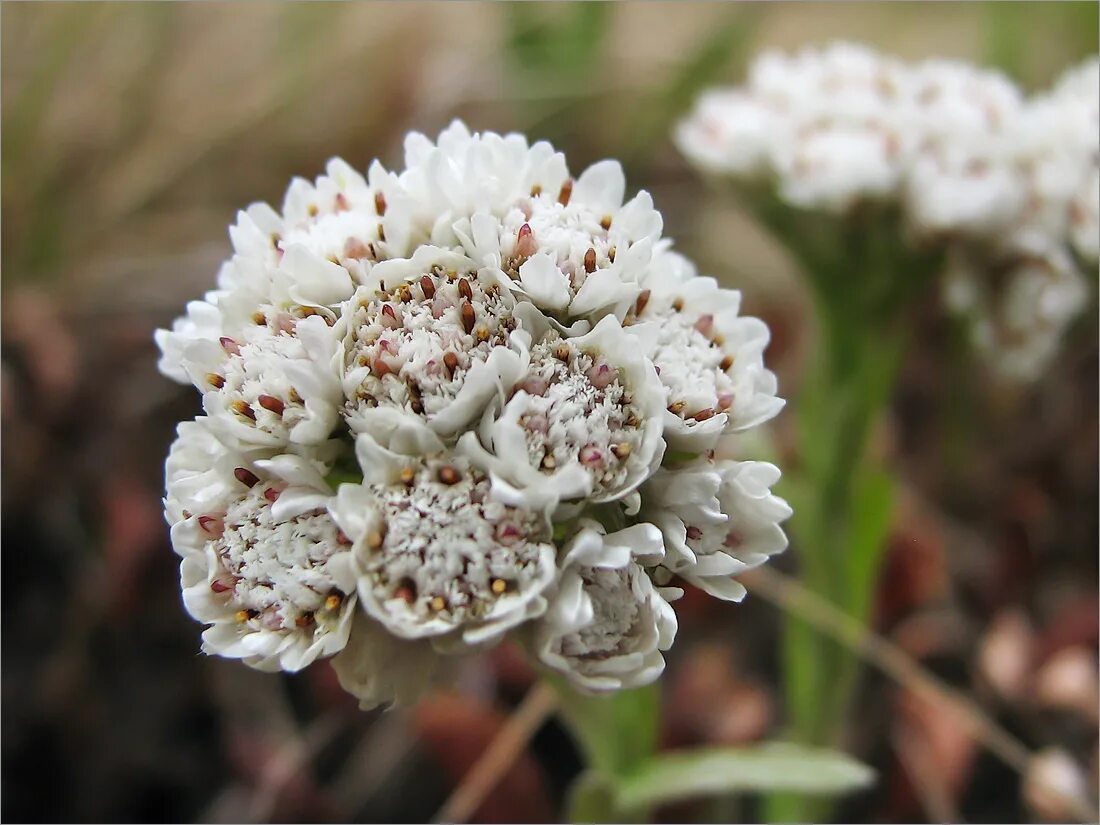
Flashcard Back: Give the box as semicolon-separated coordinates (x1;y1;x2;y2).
677;42;912;213
633;251;783;448
155;293;228;384
443;167;663;320
674;90;777;178
178;315;342;450
460;314;667;510
339;249;529;438
644;458;791;601
166;427;356;673
394;121;571;243
159;121;788;701
331;613;446;710
946;232;1088;382
332;414;557;646
534;521;678;692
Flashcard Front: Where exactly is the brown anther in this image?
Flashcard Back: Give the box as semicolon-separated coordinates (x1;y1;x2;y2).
474;325;490;343
634;289;651;317
608;246;616;263
336;530;352;546
460;301;476;334
600;215;612;231
558;178;573;206
374;191;387;216
430;596;447;612
626;413;640;427
611;442;632;459
231;400;256;421
206;373;225;389
235;609;258;622
377;222;386;242
420;275;436;299
553;343;571;362
210;579;233;594
263;487;281;503
220;337;241;356
251;311;267;325
366;528;385;550
358;354;370;367
719;354;735;371
395;284;412;303
381;303;398;321
335;192;349;211
257;395;285;416
672;297;684;312
288;388;303;403
692;407;716;422
295;612;315;628
458;277;473;301
491;578;508;595
324;593;343;611
307;204;319;218
584;248;597;273
437;465;461;485
516;223;537;258
406;379;423;414
399;466;415;485
394;580;417;604
667;401;686;415
530;184;543;196
234;467;260;487
712;334;725;347
443;351;460;378
371;358;392;379
198;515;222;534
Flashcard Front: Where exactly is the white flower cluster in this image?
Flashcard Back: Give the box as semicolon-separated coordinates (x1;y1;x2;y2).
158;122;789;705
677;45;1097;379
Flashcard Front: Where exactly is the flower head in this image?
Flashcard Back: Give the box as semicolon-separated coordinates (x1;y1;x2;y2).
677;46;1096;380
159;122;787;704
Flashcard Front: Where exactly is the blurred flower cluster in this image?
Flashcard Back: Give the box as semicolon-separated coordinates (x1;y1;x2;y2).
677;43;1098;379
157;123;790;707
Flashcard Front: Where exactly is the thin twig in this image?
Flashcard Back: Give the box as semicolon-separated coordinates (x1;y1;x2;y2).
746;565;1099;824
432;680;559;824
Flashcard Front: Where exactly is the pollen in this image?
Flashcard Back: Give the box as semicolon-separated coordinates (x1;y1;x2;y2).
324;593;343;611
491;578;508;595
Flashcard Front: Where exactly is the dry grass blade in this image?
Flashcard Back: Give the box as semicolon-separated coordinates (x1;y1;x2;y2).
432;681;558;824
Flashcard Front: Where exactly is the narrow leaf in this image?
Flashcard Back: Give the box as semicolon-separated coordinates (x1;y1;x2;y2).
615;744;875;810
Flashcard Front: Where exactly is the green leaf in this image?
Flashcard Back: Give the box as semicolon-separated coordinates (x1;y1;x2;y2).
844;466;895;625
614;744;875;811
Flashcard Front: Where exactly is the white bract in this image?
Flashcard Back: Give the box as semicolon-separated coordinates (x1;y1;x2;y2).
677;45;1097;381
158;122;788;703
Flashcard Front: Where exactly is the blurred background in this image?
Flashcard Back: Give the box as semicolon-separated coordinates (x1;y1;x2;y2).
2;3;1097;822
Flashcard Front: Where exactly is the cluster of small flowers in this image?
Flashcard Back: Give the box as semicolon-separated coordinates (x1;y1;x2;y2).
158;122;789;706
677;44;1098;379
